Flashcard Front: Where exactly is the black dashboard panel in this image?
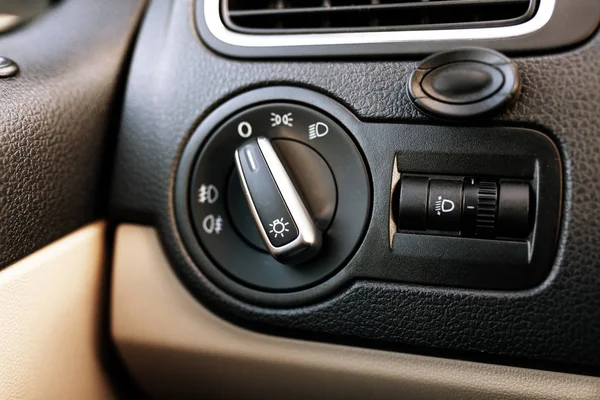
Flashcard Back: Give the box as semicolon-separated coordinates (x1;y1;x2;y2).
110;0;600;369
0;0;145;269
172;86;561;306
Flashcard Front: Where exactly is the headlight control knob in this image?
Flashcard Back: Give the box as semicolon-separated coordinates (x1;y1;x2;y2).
184;102;370;292
235;137;322;265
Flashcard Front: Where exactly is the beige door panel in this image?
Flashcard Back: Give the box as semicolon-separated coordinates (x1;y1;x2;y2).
112;224;600;400
0;222;116;400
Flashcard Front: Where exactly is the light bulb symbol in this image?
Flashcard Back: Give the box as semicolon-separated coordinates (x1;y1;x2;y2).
435;196;455;216
270;112;294;127
269;218;290;238
308;122;329;140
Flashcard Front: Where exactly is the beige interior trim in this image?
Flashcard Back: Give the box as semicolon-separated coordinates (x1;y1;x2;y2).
0;222;116;400
112;224;600;400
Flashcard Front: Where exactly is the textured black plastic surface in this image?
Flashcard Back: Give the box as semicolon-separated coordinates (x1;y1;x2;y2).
111;0;600;369
0;0;145;269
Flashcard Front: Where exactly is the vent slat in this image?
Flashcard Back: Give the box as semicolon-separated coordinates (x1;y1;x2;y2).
224;0;536;34
229;0;530;16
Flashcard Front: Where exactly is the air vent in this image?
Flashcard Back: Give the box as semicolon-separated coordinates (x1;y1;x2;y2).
223;0;537;34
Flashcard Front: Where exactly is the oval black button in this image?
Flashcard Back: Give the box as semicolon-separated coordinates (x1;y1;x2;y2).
421;62;504;105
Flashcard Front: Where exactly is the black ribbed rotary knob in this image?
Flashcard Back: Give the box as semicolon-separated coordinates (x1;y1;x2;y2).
396;176;531;239
462;178;498;238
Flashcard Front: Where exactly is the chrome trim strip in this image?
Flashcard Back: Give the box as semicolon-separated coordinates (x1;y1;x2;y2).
205;0;555;48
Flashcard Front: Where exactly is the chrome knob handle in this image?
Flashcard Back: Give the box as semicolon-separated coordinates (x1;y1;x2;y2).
234;136;321;265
